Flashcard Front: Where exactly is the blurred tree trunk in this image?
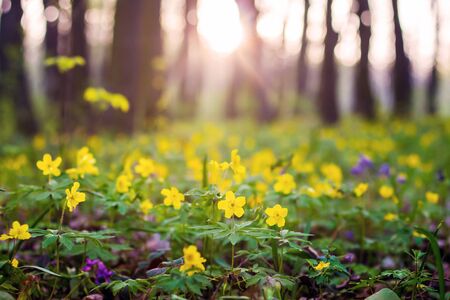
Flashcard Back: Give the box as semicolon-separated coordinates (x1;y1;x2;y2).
43;0;59;103
297;0;309;96
391;0;412;117
177;0;202;118
110;0;163;132
426;0;438;115
65;0;88;132
354;0;375;119
0;0;37;135
226;0;274;122
317;0;339;124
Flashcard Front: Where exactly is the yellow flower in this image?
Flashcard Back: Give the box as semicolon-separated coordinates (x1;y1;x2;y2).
265;204;288;228
384;213;398;221
208;160;227;185
412;230;426;239
179;245;206;276
11;258;18;268
36;154;62;177
354;183;368;197
425;192;439;204
256;182;268;194
218;191;246;218
161;187;185;209
65;182;86;212
32;135;46;150
116;175;131;193
135;158;155;177
292;153;314;174
66;147;99;179
0;221;31;240
230;149;246;183
248;194;263;208
274;174;296;194
320;163;342;186
250;149;276;175
406;154;421;168
154;163;168;180
187;157;203;181
140;199;154;214
314;261;330;271
109;93;129;112
379;185;394;199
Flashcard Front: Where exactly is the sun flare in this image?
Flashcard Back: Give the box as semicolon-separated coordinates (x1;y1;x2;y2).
197;0;244;54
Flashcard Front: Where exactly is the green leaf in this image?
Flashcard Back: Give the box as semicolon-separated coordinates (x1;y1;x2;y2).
34;191;51;201
42;235;58;249
228;233;240;245
0;291;15;300
186;279;202;296
365;288;401;300
59;236;74;251
415;226;445;300
20;265;85;279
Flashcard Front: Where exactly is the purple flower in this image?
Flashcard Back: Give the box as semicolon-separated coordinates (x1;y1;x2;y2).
437;170;445;182
351;155;374;176
82;258;113;284
342;252;356;263
343;230;354;241
351;164;365;176
378;164;390;177
396;174;406;184
146;234;170;252
358;155;374;169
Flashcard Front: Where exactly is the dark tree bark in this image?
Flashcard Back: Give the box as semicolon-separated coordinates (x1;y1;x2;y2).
66;0;88;131
43;0;59;103
226;0;274;122
391;0;412;117
297;0;309;95
0;0;37;135
354;0;375;119
110;0;163;132
317;0;339;124
177;0;202;118
426;0;438;115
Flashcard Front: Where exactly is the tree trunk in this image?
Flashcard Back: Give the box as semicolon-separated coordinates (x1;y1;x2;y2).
297;0;309;95
354;0;375;119
110;0;163;132
426;0;438;115
391;0;412;117
66;0;88;132
43;0;59;103
177;0;202;118
0;0;37;135
317;0;339;124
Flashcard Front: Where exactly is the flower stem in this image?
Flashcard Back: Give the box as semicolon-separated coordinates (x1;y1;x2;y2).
231;243;235;271
59;200;67;233
56;200;67;273
271;239;279;271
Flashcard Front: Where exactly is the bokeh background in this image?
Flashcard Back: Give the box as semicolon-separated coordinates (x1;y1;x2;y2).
1;0;450;137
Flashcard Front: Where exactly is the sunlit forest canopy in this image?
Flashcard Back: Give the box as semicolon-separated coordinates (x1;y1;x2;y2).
0;1;450;299
1;0;450;136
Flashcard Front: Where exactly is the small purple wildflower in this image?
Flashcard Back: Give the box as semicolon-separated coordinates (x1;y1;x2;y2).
437;170;445;182
378;164;390;177
82;258;113;284
351;155;373;176
342;252;356;263
351;164;365;176
396;174;406;184
343;230;355;241
359;155;374;169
